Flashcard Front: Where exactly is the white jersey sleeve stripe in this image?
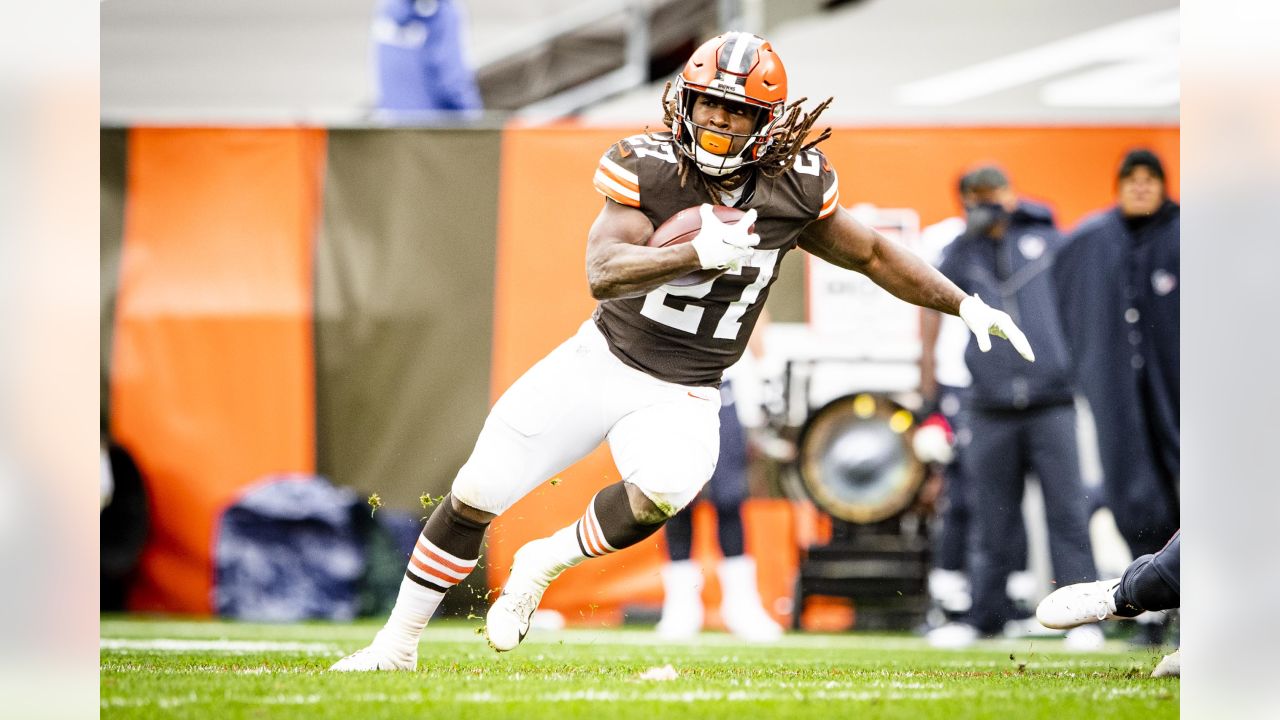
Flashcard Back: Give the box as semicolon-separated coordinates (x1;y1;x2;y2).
599;156;639;187
819;193;840;219
822;175;839;203
594;170;641;206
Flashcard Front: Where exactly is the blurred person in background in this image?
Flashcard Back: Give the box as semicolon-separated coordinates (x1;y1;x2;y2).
1038;530;1180;676
331;32;1034;672
923;167;1100;650
1053;150;1179;644
100;437;148;611
656;311;783;643
917;170;1034;630
372;0;482;114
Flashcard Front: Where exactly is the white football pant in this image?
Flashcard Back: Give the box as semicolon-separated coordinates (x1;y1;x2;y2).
451;320;722;517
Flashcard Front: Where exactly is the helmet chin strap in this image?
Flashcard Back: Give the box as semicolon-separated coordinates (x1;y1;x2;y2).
692;145;745;176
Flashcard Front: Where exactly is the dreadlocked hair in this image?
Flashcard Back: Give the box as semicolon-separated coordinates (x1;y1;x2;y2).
648;81;835;204
756;96;834;177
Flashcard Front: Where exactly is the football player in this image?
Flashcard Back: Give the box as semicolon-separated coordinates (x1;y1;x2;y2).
1037;530;1180;676
332;31;1035;670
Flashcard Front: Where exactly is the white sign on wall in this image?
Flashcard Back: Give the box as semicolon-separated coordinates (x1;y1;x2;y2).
806;203;923;363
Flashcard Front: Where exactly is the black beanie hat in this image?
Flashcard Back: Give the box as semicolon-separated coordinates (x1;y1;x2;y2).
1118;149;1165;182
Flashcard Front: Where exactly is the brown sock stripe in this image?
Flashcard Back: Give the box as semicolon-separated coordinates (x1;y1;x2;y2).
585;503;618;554
580;509;605;557
404;569;449;593
409;555;460;587
408;536;477;589
574;520;592;557
416;537;477;574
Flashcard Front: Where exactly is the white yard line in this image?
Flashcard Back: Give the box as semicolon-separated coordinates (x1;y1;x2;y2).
100;638;337;653
101;629;1130;654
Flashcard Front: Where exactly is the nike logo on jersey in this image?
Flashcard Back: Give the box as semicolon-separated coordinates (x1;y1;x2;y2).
687;392;711;401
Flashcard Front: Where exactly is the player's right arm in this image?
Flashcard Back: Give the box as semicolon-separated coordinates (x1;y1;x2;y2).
919;308;941;402
584;200;701;300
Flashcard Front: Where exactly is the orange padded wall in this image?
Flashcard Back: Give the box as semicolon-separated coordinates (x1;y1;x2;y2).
820;125;1179;228
110;128;324;613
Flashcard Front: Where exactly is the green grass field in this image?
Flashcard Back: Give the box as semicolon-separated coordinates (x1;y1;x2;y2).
101;616;1177;719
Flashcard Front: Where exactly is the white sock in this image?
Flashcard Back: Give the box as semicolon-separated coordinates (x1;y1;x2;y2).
515;524;590;591
376;533;478;651
376;577;446;651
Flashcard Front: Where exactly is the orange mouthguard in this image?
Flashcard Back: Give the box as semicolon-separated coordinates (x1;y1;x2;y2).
698;131;733;155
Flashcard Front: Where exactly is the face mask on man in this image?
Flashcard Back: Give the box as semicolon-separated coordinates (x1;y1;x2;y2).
964;202;1008;239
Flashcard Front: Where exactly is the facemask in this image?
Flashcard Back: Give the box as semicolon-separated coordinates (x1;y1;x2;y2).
964;202;1007;238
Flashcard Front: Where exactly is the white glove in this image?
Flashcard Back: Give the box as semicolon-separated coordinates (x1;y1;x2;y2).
690;204;760;271
958;293;1036;362
912;423;955;464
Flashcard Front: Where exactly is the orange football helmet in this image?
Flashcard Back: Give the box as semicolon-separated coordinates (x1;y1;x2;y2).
671;32;788;176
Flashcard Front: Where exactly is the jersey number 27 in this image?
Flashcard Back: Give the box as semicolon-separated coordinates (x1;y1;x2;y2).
640;248;780;340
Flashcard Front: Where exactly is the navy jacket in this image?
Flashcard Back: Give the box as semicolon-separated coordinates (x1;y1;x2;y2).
938;202;1075;410
1054;200;1180;477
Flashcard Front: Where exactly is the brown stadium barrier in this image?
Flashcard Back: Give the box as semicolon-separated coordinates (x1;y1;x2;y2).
109;128;324;613
314;129;502;513
490;122;1179;629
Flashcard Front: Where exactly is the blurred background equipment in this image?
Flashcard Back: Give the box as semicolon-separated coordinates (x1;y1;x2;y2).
789;391;931;630
797;393;924;525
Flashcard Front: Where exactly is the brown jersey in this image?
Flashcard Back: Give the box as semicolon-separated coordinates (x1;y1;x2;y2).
591;131;840;386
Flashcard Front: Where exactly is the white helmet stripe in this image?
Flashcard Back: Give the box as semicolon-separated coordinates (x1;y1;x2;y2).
724;33;757;75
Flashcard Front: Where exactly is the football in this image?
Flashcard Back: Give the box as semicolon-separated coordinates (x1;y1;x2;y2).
647;205;754;286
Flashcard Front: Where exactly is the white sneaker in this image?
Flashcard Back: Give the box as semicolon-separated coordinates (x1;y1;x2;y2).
717;556;783;643
484;538;566;652
656;560;704;640
329;637;416;672
1063;624;1106;651
1151;648;1180;678
926;622;978;649
1036;579;1126;630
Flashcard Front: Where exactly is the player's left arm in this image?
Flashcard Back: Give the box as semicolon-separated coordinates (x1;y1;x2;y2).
799;207;966;315
799;207;1035;360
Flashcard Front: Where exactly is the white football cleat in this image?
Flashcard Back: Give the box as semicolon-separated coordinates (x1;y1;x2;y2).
1036;579;1127;630
485;538;568;652
1151;648;1180;678
329;640;416;672
485;591;539;652
1063;624;1106;651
